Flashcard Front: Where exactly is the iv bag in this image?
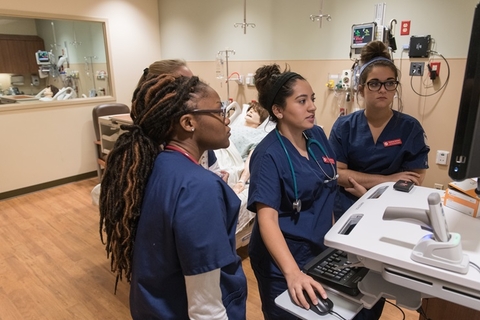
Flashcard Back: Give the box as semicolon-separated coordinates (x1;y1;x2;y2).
215;56;224;80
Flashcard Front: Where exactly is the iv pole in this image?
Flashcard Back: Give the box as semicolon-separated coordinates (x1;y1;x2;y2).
309;0;332;28
217;49;235;101
234;0;256;34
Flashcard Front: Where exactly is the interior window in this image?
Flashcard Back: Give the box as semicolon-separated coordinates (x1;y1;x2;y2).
0;15;111;104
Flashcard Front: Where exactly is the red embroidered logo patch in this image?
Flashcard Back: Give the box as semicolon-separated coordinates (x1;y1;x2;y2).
322;156;335;164
383;139;402;147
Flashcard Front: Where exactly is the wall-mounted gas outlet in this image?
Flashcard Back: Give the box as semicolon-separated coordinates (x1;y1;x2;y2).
436;150;449;165
409;62;425;76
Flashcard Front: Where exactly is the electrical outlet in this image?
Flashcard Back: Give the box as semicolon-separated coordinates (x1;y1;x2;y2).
409;62;425;76
430;62;441;75
434;183;444;190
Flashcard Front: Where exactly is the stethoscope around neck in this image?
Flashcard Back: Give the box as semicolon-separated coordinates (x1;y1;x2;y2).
275;129;338;214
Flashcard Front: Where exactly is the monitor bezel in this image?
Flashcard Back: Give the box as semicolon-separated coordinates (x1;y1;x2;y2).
351;22;377;49
35;50;51;65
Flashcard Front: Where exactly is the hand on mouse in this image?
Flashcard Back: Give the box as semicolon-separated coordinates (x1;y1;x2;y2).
286;271;327;310
303;290;334;315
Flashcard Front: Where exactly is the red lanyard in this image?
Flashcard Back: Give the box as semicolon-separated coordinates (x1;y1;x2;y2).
164;145;199;164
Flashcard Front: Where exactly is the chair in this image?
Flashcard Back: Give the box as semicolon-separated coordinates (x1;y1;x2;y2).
92;103;130;181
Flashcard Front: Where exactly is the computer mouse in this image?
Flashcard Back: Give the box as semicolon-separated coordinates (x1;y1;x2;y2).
303;290;334;316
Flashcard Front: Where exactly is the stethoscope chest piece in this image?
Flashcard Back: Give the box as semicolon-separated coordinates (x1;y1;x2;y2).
293;199;302;214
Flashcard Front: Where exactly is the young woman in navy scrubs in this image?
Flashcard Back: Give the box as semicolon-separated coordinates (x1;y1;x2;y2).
328;41;430;319
247;64;339;319
329;41;430;221
100;74;247;319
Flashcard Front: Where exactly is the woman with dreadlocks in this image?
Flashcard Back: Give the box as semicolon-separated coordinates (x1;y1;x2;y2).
99;74;247;319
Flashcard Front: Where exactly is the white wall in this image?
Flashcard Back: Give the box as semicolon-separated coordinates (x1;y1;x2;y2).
159;0;478;61
0;0;162;194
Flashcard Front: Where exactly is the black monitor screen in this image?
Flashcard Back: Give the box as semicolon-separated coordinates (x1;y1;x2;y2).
449;2;480;181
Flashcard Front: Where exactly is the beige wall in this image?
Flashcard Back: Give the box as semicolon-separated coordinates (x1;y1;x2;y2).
0;0;472;195
189;58;465;190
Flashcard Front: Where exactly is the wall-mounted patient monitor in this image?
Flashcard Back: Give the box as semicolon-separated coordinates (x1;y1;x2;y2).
35;50;51;65
350;22;377;58
351;22;376;49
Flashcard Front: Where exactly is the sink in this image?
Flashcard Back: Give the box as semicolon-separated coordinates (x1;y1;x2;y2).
0;96;18;104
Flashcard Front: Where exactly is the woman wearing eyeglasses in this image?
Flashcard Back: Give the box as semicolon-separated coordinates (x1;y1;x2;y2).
99;74;247;319
329;40;430;225
328;40;430;320
246;64;340;319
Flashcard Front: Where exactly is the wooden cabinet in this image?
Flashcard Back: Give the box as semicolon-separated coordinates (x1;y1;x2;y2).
0;34;45;74
420;298;480;320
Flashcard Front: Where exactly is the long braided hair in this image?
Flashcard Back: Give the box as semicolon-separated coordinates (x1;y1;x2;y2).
99;74;207;289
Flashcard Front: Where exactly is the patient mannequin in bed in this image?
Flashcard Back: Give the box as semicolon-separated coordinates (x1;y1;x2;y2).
215;101;270;194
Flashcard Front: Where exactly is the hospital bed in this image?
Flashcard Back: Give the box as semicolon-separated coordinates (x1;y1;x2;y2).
215;101;274;248
91;101;273;249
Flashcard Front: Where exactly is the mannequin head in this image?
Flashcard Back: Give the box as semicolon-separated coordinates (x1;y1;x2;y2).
44;85;59;98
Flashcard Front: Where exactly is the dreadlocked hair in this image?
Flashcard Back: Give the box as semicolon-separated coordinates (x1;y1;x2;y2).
99;74;205;291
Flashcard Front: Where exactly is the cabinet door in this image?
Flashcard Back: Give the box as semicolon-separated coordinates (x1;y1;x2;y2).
0;35;45;74
0;39;17;73
6;39;28;73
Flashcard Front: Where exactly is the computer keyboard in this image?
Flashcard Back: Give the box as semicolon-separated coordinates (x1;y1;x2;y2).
303;247;369;296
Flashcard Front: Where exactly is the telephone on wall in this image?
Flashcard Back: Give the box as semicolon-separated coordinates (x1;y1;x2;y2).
36;87;77;101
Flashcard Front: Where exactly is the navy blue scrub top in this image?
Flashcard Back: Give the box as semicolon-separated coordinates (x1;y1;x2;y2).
247;125;337;270
129;151;247;320
329;109;430;217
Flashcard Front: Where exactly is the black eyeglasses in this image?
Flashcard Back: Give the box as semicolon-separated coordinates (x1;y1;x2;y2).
188;107;227;122
365;80;399;91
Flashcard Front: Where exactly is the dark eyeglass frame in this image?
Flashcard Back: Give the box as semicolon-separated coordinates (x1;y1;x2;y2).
188;107;227;122
365;80;399;91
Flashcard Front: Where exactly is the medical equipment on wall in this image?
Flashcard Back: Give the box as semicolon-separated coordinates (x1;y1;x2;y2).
348;18;397;90
216;49;235;101
275;129;338;214
383;192;469;274
36;50;55;78
85;55;98;97
349;3;396;59
215;54;224;80
326;71;355;116
35;46;69;80
350;21;377;59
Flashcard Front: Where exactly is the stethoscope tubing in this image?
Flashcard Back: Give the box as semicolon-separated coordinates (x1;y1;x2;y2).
275;129;337;213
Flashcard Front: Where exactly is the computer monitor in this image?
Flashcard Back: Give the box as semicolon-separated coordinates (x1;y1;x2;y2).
351;22;376;49
449;2;480;182
35;50;50;65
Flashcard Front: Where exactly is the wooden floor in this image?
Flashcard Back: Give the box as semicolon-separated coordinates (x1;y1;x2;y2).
0;178;419;319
